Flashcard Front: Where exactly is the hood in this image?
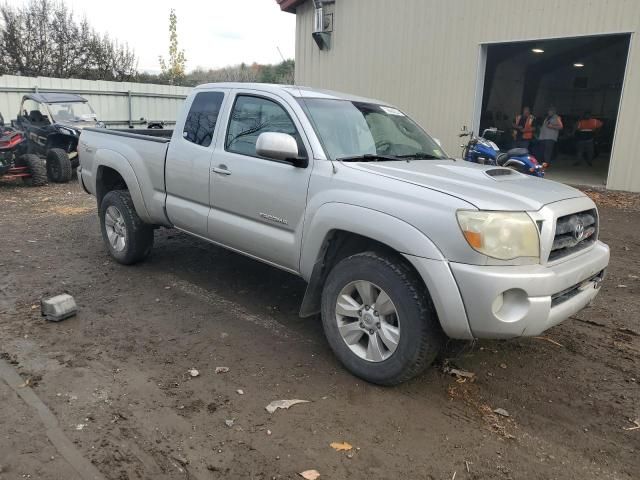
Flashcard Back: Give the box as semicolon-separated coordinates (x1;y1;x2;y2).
344;159;584;211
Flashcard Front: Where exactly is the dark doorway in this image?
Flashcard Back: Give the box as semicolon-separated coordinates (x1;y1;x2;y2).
479;34;630;186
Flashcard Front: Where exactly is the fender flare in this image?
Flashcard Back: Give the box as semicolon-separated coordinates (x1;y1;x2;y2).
300;202;445;280
94;149;152;223
298;203;454;320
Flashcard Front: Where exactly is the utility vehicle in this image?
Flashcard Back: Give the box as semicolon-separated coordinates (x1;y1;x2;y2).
16;93;100;183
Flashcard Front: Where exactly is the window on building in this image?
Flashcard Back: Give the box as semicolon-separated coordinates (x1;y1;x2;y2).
183;92;225;147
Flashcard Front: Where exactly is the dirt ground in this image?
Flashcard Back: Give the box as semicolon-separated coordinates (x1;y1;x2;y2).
0;180;638;480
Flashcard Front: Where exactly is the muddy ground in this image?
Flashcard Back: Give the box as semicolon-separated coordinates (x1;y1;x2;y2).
0;181;638;480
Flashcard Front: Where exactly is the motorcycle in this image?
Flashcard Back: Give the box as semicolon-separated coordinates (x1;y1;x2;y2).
459;127;546;178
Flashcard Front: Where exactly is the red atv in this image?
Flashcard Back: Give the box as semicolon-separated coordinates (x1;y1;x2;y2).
0;112;46;186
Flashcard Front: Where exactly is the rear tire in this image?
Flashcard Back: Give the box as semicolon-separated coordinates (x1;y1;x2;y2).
100;190;154;265
18;154;47;187
321;251;443;385
46;148;72;183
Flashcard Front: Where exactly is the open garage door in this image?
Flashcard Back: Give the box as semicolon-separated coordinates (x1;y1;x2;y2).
478;34;630;187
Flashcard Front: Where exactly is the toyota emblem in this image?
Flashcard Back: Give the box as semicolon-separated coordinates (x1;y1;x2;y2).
573;219;585;241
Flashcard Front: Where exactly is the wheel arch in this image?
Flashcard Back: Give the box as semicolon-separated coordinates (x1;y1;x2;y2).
46;133;76;151
298;203;446;319
94;150;151;223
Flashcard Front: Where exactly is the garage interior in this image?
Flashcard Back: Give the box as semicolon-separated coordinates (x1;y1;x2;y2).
479;34;630;187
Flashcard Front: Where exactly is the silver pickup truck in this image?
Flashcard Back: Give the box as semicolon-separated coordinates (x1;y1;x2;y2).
78;83;609;385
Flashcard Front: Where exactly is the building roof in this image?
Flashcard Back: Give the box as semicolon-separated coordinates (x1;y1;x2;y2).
23;92;87;104
276;0;306;13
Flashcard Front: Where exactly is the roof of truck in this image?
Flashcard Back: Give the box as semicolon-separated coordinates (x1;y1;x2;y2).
23;92;88;104
193;83;389;106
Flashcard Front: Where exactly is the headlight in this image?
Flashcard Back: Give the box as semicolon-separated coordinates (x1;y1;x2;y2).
456;210;540;260
56;125;78;136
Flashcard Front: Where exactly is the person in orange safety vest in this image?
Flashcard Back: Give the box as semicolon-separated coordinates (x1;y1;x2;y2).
512;106;535;149
574;111;603;167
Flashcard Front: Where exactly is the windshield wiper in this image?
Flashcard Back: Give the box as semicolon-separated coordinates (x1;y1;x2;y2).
337;154;402;162
395;153;443;160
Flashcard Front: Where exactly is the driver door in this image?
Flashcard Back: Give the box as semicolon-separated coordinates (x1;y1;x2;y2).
207;90;313;272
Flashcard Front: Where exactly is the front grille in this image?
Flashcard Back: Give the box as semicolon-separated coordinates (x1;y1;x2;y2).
551;270;605;307
548;209;598;261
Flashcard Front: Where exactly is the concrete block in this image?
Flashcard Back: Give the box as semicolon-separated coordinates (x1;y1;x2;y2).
41;294;77;322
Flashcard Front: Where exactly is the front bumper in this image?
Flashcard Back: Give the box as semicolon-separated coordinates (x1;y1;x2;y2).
449;241;610;338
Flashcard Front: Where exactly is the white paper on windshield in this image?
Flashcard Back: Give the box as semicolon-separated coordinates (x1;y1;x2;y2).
380;106;404;116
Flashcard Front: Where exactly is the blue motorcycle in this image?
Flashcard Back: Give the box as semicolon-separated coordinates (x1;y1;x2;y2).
459;127;546;178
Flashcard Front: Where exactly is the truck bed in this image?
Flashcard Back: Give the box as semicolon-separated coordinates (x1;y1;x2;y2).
93;128;173;142
79;127;173;226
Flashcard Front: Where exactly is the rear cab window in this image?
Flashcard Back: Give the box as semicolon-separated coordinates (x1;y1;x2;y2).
183;91;225;147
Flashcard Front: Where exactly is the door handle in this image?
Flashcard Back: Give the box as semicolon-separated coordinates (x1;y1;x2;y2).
212;164;231;176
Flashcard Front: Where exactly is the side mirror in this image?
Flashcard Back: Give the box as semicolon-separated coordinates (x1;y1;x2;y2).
256;132;307;167
433;138;442;147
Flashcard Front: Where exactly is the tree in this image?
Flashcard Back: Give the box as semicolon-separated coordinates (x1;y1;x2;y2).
158;9;186;85
173;60;295;87
0;0;137;80
257;59;295;84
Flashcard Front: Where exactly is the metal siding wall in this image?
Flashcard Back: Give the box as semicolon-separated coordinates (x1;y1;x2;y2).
0;75;191;128
294;0;640;192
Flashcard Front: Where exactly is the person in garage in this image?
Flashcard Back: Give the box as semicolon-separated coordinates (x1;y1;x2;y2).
574;111;603;166
512;106;535;149
538;106;563;166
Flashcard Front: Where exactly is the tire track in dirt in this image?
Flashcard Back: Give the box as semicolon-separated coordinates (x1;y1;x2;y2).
0;358;106;480
162;273;310;342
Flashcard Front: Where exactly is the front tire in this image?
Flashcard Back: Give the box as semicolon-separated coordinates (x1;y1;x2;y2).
321;251;443;385
46;148;72;183
18;154;47;187
100;190;154;265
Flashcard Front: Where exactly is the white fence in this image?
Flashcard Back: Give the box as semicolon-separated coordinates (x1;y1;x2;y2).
0;75;193;129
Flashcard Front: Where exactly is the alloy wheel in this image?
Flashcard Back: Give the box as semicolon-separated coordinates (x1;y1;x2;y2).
335;280;400;362
104;205;127;252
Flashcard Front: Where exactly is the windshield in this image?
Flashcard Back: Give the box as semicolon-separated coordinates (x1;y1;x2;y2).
47;102;97;123
299;98;447;160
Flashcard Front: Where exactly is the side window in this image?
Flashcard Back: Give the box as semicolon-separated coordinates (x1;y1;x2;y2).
226;95;305;158
22;100;49;124
183;91;224;147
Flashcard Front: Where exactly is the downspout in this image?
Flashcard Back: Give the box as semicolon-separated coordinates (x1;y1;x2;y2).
312;0;333;50
313;0;324;31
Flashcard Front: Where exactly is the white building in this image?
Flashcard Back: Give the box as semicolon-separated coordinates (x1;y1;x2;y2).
278;0;640;192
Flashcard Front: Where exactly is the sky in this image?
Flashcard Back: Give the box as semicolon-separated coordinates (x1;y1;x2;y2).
8;0;297;72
